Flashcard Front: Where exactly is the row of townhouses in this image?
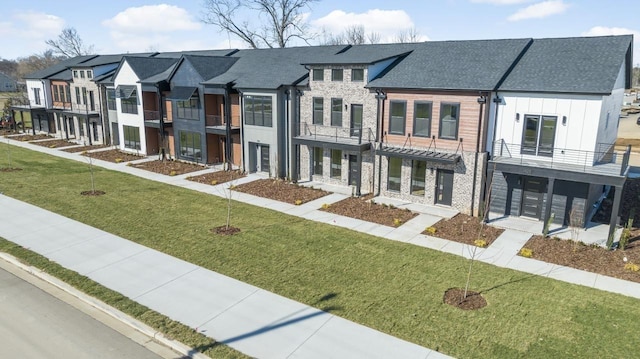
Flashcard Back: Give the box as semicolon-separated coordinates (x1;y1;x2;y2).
13;35;634;239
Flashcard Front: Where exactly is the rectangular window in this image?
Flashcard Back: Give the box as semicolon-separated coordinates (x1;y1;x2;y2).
82;87;87;105
80;70;85;78
53;85;60;102
87;70;92;79
176;95;199;120
79;121;85;137
411;160;426;195
331;69;343;81
313;97;323;125
387;157;402;192
106;89;116;110
65;86;71;104
439;103;459;140
413;102;432;137
389;101;406;135
121;90;138;114
179;131;202;162
351;69;364;82
522;115;557;157
312;69;324;81
244;95;272;127
75;87;81;104
73;70;78;78
33;88;41;105
313;147;323;175
59;85;66;102
330;149;342;179
123;125;140;150
331;98;342;126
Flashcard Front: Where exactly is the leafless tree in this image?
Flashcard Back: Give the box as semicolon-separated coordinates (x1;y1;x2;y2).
45;27;95;58
16;50;64;80
201;0;318;48
320;25;381;45
395;27;422;43
366;31;381;44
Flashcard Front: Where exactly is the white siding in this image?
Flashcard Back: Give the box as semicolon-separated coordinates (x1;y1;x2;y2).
595;62;626;150
113;61;146;154
26;79;48;108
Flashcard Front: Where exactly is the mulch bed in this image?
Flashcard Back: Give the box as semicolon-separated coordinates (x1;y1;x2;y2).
443;288;487;310
83;149;144;163
80;190;106;196
321;195;417;227
427;213;504;247
592;178;640;225
187;170;246;186
10;134;52;141
0;168;22;172
62;144;108;153
0;129;18;136
129;160;206;176
211;225;241;235
31;139;79;148
233;179;329;205
522;233;640;283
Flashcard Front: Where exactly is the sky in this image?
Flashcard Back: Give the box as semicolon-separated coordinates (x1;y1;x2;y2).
1;0;639;64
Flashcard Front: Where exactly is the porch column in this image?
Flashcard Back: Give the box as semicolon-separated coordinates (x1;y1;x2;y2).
86;117;92;145
542;177;555;232
609;185;623;242
484;166;495;221
224;85;232;171
356;152;362;196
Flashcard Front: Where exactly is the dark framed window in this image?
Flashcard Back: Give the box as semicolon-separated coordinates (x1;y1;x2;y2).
411;160;426;195
121;90;138;114
331;69;343;81
65;86;71;104
439;103;459;140
123;125;140;150
75;87;81;104
176;95;199;120
351;69;364;82
313;147;323;175
330;149;341;179
73;70;78;78
53;85;60;102
413;102;432;137
244;95;272;127
387;157;402;192
33;88;41;105
106;89;116;110
389;101;406;135
59;85;66;102
312;69;324;81
87;70;92;79
79;121;85;137
82;87;87;105
80;70;85;79
331;98;342;126
521;114;557;157
313;97;323;125
179;131;202;162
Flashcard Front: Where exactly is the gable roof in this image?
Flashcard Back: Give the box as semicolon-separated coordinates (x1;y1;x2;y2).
24;55;97;79
121;56;179;82
498;35;633;94
368;38;532;91
74;53;154;68
303;43;418;65
169;55;239;83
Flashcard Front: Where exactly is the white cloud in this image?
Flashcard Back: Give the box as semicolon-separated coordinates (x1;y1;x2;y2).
0;11;65;58
582;26;640;38
312;9;428;42
103;4;201;33
507;0;569;21
470;0;531;4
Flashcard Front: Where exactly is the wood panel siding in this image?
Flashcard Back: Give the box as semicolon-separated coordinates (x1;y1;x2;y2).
142;92;158;111
230;94;240;127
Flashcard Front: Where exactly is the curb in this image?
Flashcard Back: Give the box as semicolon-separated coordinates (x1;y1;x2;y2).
0;252;210;359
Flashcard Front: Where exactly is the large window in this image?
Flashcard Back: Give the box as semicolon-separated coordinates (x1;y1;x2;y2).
332;69;343;81
313;147;323;175
330;149;341;179
389;101;406;135
53;85;60;102
176;95;199;120
351;69;364;82
439;103;459;140
123;125;140;150
331;98;342;126
65;86;71;104
121;90;138;114
411;160;426;195
313;98;323;125
106;89;116;110
87;70;92;79
244;95;272;127
75;87;81;104
312;69;324;81
413;102;432;137
80;70;85;79
180;131;202;162
522;115;557;157
387;157;402;192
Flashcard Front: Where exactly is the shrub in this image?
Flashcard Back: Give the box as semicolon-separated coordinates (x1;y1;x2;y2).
49;144;56;148
169;170;177;176
294;199;303;205
425;226;437;235
229;184;236;190
114;158;123;163
624;263;640;272
210;180;218;185
321;203;330;210
474;239;487;248
519;248;533;258
393;218;402;227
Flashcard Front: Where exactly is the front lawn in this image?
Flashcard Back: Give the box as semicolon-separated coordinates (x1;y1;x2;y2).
1;145;640;358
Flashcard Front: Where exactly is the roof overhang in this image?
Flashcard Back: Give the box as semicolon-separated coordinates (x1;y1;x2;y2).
115;85;137;99
378;146;461;164
167;86;198;100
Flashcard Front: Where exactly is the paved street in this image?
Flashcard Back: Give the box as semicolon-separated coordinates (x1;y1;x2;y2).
0;264;177;359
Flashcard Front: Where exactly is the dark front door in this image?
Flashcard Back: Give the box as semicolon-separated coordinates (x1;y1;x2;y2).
521;177;546;218
260;145;269;173
348;154;358;186
436;169;453;206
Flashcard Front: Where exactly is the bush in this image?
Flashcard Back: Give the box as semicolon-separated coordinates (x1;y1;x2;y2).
321;203;330;210
474;239;487;248
169;170;177;176
114;158;123;163
210;180;218;185
294;199;303;206
624;263;640;272
393;218;402;227
519;248;533;258
425;226;437;235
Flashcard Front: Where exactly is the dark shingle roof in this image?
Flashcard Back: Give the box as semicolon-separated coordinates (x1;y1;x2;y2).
93;69;116;84
24;55;96;79
153;49;238;58
123;56;179;82
368;38;532;91
498;35;633;94
181;55;239;81
75;53;154;68
303;43;418;65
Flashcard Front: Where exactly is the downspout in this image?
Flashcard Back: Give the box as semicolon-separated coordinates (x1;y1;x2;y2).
156;83;165;160
97;84;107;144
224;84;232;170
375;89;386;196
239;89;245;173
470;93;487;217
284;88;290;180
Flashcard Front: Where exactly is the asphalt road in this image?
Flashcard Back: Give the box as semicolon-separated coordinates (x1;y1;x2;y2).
0;263;177;359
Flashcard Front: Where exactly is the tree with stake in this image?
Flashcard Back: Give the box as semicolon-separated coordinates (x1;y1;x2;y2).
80;153;105;196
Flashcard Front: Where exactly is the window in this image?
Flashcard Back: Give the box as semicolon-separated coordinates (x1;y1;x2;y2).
244;95;272;127
313;147;323;175
73;70;78;78
330;149;342;179
121;90;138;114
33;88;41;105
176;95;199;120
351;69;364;82
439;103;459;140
179;131;202;162
387;157;402;192
389;101;406;135
79;121;85;137
413;102;432;137
123;125;140;150
80;71;85;79
313;98;323;125
75;87;81;104
411;160;426;195
106;89;116;110
53;85;60;102
521;115;557;157
87;70;92;79
59;85;66;102
331;98;342;126
65;86;71;104
82;87;87;105
312;69;324;81
331;69;343;81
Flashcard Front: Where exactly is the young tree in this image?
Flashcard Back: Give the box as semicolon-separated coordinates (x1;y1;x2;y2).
45;27;95;58
201;0;318;48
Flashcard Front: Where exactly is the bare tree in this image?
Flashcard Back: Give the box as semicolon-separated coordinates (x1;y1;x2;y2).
320;25;381;46
45;27;95;58
366;31;381;44
395;27;422;43
201;0;317;48
16;50;64;80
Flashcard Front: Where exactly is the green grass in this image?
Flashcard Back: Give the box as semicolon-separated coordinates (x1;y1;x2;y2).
2;145;640;358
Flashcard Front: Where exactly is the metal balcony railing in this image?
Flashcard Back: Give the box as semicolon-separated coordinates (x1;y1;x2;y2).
144;110;171;123
205;114;241;127
298;122;374;145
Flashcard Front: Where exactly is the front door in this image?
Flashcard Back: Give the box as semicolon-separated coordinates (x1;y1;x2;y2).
521;177;546;219
348;154;358;186
260;145;270;173
350;104;363;137
436;169;453;206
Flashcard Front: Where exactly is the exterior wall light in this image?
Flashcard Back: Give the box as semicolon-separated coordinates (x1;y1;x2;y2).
515;113;520;122
562;116;567;125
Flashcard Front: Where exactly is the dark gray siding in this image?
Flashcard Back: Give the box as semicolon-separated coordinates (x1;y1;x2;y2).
489;171;522;217
170;62;206;163
550;180;588;225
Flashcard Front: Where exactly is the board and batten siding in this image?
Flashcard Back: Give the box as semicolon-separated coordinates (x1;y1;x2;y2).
113;60;146;154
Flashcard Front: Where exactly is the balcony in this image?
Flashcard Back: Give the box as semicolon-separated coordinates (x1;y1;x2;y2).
143;110;172;128
292;122;373;151
205;114;240;135
490;140;630;177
